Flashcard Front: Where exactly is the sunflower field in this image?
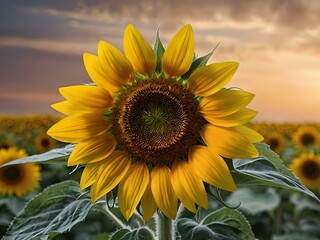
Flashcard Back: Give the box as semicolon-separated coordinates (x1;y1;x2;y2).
1;114;319;240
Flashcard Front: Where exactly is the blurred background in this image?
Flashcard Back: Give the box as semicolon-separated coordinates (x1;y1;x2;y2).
0;0;320;122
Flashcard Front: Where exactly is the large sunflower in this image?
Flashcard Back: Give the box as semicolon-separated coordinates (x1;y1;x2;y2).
0;148;41;197
47;24;263;221
290;153;320;190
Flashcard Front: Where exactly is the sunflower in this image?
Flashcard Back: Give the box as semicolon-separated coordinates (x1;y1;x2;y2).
0;140;16;150
263;132;286;154
34;132;57;153
0;148;41;197
292;125;320;150
47;24;263;221
290;153;320;190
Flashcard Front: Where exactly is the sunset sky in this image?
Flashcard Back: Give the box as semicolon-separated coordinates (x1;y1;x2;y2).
1;0;320;122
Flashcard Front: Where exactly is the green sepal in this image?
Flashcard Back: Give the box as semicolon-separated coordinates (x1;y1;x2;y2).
182;45;217;79
153;27;165;74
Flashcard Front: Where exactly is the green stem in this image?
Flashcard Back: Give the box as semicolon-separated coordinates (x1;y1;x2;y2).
99;203;130;230
132;210;146;226
157;211;174;240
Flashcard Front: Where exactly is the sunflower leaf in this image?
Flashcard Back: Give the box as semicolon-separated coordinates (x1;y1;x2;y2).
4;180;93;240
273;233;320;240
1;144;73;166
226;187;281;215
154;28;165;74
0;197;28;215
109;229;131;240
176;207;255;240
110;227;155;240
231;142;320;202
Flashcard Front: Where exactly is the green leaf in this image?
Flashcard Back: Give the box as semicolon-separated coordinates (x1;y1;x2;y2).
227;187;281;215
121;227;155;240
273;233;320;240
231;143;319;202
153;28;165;74
202;208;255;239
110;227;155;240
182;47;216;79
177;219;215;240
4;180;93;240
291;193;320;214
0;213;12;226
109;229;131;240
177;208;254;240
2;144;73;166
0;197;28;215
93;233;110;240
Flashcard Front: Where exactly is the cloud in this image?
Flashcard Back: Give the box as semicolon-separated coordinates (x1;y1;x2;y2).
0;37;96;55
0;47;88;95
2;0;320;57
1;0;320;121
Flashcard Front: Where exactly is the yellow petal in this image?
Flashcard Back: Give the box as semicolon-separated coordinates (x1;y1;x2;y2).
235;125;264;143
51;101;89;115
47;113;110;143
203;108;258;127
80;162;100;190
188;145;236;191
162;24;194;77
91;150;131;202
68;133;116;166
141;182;157;221
199;89;255;117
98;40;134;85
151;164;178;219
124;24;156;74
59;85;113;112
118;162;149;221
188;62;239;96
171;160;208;213
200;124;259;159
83;53;122;92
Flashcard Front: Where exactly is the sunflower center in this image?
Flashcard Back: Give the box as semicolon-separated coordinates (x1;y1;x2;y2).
302;160;320;180
268;138;279;150
41;138;50;148
141;105;171;134
0;142;11;150
1;166;22;184
301;133;315;147
112;78;203;164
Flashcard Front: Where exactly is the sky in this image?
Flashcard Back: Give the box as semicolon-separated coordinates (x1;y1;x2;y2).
0;0;320;122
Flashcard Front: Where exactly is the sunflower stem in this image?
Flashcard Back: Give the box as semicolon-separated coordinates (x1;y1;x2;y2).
100;203;130;230
132;210;146;226
157;211;174;240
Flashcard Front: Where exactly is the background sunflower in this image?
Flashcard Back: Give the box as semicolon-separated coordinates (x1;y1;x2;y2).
34;132;57;153
290;153;320;190
0;147;41;197
291;125;320;150
263;132;286;154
